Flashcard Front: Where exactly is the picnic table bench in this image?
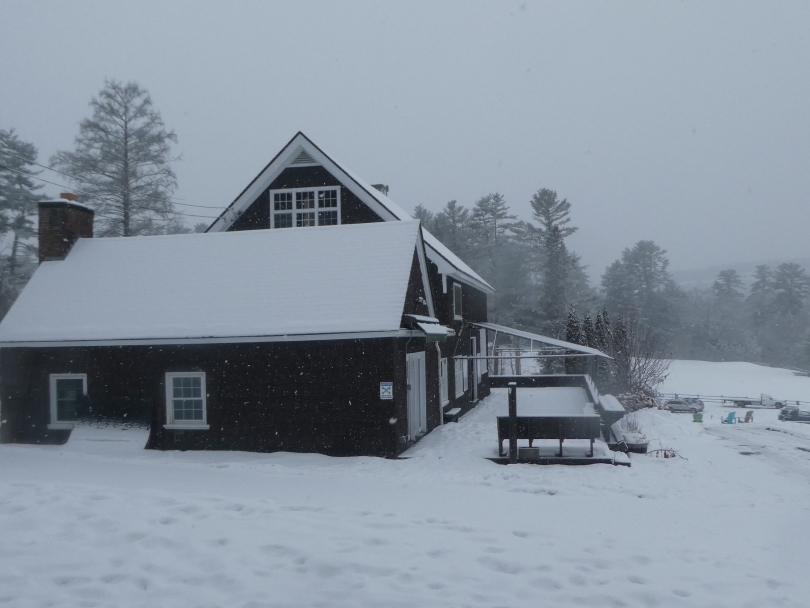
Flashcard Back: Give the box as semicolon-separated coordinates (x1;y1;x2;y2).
497;414;601;458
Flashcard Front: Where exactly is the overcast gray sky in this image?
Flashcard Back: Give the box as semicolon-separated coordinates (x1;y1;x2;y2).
2;0;808;280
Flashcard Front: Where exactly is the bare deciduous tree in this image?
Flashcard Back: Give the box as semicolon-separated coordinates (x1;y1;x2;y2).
52;80;179;237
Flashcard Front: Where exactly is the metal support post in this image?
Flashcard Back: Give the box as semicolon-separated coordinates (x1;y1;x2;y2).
508;382;517;464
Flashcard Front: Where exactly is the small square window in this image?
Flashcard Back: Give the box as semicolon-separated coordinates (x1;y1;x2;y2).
297;212;316;227
318;210;338;226
274;213;293;228
274;192;292;211
296;191;315;210
318;189;338;208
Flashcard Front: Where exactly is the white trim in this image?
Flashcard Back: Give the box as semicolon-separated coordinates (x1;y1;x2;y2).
165;371;208;428
163;424;211;430
439;356;449;407
269;185;341;229
49;373;87;426
415;227;436;318
0;329;420;349
454;358;465;398
453;283;463;320
47;422;75;430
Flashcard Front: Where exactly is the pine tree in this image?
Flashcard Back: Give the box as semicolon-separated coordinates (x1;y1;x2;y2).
582;313;596;348
52;80;179;237
771;263;810;316
432;200;472;258
0;129;42;315
564;307;583;374
412;204;437;233
713;269;744;300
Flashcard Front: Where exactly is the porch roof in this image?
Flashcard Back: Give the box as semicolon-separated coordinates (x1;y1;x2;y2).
471;322;611;358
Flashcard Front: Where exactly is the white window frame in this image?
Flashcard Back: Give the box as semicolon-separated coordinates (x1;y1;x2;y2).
269;186;342;229
454;358;465;398
164;372;209;430
453;283;463;320
48;373;87;430
439;358;449;406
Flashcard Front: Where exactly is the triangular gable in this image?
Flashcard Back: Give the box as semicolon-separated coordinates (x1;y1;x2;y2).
208;132;404;232
208;132;494;294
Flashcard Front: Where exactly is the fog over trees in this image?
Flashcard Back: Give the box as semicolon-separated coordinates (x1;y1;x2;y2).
418;192;810;374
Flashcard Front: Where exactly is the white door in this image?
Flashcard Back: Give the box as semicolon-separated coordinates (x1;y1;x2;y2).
406;352;427;440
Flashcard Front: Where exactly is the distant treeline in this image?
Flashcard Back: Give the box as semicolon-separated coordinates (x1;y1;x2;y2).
416;195;810;371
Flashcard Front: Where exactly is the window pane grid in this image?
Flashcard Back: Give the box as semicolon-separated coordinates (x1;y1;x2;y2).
273;192;292;211
272;188;340;228
296;191;315;209
297;212;316;227
318;189;337;208
168;374;205;425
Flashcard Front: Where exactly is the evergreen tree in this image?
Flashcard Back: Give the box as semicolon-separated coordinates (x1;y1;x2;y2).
412;204;437;233
582;313;596;348
713;269;744;300
52;79;179;237
747;264;773;329
432;200;472;258
771;263;810;316
0;129;42;315
564;307;583;374
601;240;680;342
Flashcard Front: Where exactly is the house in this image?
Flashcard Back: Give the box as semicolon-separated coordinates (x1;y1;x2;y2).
0;133;496;457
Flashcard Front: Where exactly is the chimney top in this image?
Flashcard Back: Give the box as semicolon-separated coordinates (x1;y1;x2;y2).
60;192;78;202
371;184;389;197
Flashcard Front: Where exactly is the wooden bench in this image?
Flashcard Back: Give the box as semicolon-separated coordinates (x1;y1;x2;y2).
497;415;601;457
444;408;462;423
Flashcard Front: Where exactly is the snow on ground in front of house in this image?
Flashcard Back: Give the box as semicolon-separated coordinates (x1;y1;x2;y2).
2;361;810;607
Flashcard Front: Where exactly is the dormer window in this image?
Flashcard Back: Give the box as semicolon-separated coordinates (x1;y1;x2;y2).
271;187;341;229
453;283;463;319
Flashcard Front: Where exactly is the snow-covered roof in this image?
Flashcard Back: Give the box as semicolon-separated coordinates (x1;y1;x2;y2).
0;221;428;345
208;132;494;294
41;197;94;213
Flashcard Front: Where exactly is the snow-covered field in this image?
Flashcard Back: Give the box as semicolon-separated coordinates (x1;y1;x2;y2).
2;360;810;607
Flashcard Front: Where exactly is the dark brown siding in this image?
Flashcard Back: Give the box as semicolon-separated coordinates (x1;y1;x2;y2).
429;270;491;417
0;339;406;457
226;166;384;232
402;251;431;319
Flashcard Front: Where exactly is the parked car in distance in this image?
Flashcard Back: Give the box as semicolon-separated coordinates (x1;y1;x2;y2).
778;405;810;422
683;397;704;411
664;399;704;414
731;394;784;408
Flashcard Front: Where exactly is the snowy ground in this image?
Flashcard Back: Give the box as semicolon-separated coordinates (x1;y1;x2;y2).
2;360;810;607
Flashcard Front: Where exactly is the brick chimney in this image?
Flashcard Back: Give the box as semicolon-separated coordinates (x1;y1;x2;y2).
38;193;94;263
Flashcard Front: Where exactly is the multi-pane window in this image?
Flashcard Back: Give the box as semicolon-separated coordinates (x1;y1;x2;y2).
270;187;341;228
273;192;294;229
49;374;87;427
165;372;207;427
453;283;463;318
